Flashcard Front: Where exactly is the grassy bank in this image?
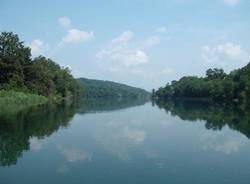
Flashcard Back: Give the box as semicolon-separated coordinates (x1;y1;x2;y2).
0;90;48;114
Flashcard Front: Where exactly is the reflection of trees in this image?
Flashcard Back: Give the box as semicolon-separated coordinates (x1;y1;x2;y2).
0;102;78;166
0;97;149;167
156;100;250;138
78;97;149;114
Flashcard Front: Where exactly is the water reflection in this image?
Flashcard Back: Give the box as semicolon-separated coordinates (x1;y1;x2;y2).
155;100;250;139
0;102;78;166
94;125;147;161
78;97;149;113
200;131;245;154
57;145;92;162
1;99;250;183
0;98;148;167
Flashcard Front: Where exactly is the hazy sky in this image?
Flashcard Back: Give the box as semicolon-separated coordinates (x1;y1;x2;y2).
0;0;249;90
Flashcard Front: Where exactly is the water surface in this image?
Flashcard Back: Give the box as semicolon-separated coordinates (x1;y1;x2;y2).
1;99;250;184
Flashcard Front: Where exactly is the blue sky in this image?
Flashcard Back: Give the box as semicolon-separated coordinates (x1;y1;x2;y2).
0;0;249;90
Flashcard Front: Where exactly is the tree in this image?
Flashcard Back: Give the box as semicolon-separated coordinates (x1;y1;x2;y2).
0;32;81;99
155;63;250;103
206;68;226;80
0;32;31;89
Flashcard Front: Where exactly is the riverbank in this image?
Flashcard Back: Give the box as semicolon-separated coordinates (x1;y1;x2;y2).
0;90;48;114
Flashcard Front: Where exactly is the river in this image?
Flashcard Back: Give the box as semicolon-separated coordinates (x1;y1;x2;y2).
1;98;250;184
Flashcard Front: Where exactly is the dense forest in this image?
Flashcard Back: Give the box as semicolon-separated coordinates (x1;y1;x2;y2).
154;64;250;103
0;32;150;105
77;78;150;98
0;32;81;100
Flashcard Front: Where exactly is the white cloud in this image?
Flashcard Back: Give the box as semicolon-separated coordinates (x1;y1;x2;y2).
111;31;134;45
223;0;240;6
156;26;167;33
122;50;148;66
60;29;94;45
58;16;94;46
96;31;148;68
97;49;148;67
217;42;243;59
201;42;249;65
28;39;47;56
59;16;71;28
140;35;160;48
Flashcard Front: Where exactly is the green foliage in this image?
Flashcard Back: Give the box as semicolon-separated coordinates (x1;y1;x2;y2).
24;56;81;98
0;90;47;113
0;32;31;89
206;68;226;80
77;78;150;99
155;63;250;102
0;32;81;100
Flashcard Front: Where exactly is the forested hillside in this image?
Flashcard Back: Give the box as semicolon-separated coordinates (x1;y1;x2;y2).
77;78;150;98
0;32;81;101
0;32;150;105
154;63;250;103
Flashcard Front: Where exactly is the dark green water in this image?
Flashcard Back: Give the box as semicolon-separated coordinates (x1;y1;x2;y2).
1;98;250;184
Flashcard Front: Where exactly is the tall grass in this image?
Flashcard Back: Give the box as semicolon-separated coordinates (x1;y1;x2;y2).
0;90;48;114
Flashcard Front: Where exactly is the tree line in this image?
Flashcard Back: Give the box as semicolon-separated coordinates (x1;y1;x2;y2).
77;77;150;99
0;32;81;99
153;64;250;103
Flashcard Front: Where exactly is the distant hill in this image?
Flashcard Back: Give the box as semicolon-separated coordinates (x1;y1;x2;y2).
77;78;150;98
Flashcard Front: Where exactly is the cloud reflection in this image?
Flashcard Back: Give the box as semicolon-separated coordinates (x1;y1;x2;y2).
123;127;146;144
57;145;92;162
29;137;45;151
94;123;147;161
200;131;246;154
